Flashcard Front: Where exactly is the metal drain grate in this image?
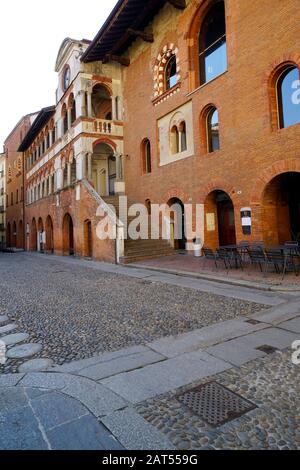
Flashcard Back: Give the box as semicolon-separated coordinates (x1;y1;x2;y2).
256;344;278;354
177;381;256;427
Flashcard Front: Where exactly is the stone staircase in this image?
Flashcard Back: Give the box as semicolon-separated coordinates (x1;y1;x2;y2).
102;195;174;264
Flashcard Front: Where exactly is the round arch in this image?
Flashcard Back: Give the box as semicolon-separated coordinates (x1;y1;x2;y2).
31;218;37;251
250;159;300;204
12;221;17;248
17;220;23;249
62;213;74;256
45;216;54;253
204;189;237;249
6;222;11;248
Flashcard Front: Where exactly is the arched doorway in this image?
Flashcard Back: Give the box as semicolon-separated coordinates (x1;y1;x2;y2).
91;84;112;119
108;156;116;195
6;223;11;248
167;198;186;250
12;221;17;248
38;218;44;252
45;216;54;253
204;190;236;248
262;172;300;245
90;143;116;196
17;221;23;249
84;220;93;258
31;219;37;251
63;213;74;256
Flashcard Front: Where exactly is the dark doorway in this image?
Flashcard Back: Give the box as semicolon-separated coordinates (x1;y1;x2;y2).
6;223;11;248
31;219;37;251
45;216;54;253
12;222;17;248
216;191;236;246
84;220;93;258
108;156;116;195
168;198;186;250
63;214;74;256
262;172;300;244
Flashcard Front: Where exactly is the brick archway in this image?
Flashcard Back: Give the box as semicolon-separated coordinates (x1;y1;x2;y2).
250;159;300;205
163;188;189;205
92;138;116;151
198;179;237;205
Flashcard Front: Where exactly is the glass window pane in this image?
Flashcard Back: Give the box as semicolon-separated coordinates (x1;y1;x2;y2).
166;56;177;90
279;67;300;128
208;109;220;152
204;40;227;84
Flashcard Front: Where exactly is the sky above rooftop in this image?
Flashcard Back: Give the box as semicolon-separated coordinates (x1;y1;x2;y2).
0;0;118;148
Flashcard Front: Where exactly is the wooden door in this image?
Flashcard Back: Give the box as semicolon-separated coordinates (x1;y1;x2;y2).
217;200;236;246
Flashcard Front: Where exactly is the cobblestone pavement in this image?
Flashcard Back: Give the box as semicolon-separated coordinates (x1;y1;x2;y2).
0;253;266;373
136;349;300;450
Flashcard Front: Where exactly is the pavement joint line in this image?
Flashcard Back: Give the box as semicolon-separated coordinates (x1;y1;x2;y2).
24;388;52;451
46;412;90;433
70;347;167;374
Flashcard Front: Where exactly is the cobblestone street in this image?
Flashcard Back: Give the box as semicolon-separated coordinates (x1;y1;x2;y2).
0;252;265;372
0;253;299;450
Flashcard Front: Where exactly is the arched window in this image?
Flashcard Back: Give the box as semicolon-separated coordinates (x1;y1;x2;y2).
62;104;68;134
165;54;178;91
207;107;220;152
71;96;76;124
199;1;227;85
142;139;152;174
170;126;179;155
92;84;112;119
277;66;300;129
179;121;187;152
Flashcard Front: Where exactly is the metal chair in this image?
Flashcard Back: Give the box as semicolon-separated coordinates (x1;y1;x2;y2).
202;247;220;270
247;247;266;272
216;248;232;272
237;241;250;262
264;249;286;277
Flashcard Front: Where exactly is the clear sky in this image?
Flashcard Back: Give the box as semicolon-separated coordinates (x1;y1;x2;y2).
0;0;118;148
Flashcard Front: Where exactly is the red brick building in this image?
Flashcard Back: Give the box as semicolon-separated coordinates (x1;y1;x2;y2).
18;0;300;262
4;113;37;249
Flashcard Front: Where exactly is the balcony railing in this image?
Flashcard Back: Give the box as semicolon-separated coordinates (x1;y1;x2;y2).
0;205;5;213
83;119;123;137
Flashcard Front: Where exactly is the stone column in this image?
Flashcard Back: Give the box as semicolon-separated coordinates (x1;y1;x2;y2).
78;91;86;117
115;153;122;181
49;130;53;147
67;108;72;129
76;153;86;181
67;163;71;186
87;153;92;180
56;169;63;191
87;92;92;118
49;175;52;195
111;96;117;121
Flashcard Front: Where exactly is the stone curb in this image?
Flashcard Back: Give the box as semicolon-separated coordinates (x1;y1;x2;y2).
128;263;300;293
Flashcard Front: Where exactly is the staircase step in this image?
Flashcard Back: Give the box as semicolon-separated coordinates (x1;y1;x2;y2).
120;252;174;265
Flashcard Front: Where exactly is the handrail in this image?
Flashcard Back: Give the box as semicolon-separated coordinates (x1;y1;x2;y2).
81;179;125;263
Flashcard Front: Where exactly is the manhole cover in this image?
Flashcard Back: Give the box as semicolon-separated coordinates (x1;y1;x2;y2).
177;381;256;427
256;344;278;354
